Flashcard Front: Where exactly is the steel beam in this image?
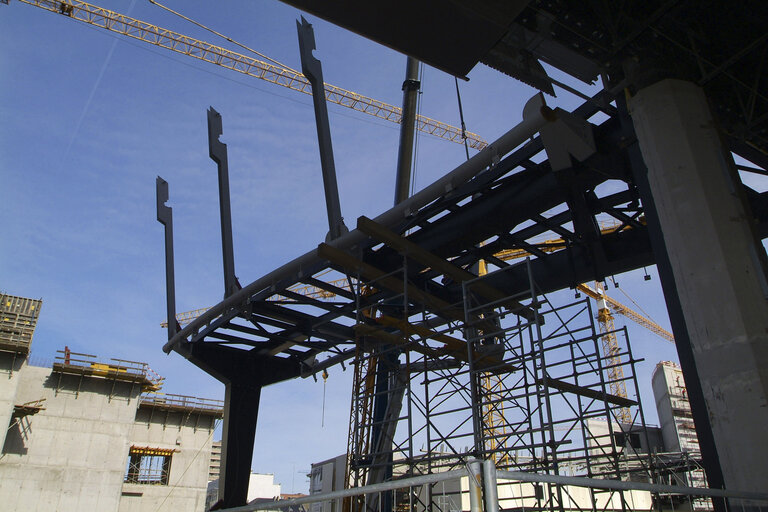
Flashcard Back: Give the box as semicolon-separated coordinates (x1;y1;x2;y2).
156;176;178;340
297;16;348;241
208;107;239;298
356;216;533;319
394;57;420;205
164;92;552;354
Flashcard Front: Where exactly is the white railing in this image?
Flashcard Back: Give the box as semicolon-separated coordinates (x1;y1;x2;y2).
219;459;768;512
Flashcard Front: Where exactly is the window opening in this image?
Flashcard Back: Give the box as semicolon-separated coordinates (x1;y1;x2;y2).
125;446;174;485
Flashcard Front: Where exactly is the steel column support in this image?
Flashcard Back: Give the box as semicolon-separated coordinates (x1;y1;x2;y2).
174;343;300;508
297;16;348;241
220;381;262;508
208;107;239;298
156;176;178;340
483;459;499;512
394;57;420;206
467;458;484;512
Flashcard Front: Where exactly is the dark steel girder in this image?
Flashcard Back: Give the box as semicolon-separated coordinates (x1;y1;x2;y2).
167;88;768;390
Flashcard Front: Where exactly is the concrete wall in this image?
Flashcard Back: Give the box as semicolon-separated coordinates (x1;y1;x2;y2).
118;405;218;512
0;352;25;450
0;365;141;511
490;478;653;512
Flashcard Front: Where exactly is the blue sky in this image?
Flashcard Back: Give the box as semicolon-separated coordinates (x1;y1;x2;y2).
0;0;709;494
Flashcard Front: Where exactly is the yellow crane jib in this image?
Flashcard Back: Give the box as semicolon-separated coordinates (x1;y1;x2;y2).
19;0;488;150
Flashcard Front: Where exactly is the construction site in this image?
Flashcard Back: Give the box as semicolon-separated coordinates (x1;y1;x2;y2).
2;1;768;512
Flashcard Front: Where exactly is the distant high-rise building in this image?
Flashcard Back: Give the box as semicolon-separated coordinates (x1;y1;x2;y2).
652;361;700;454
652;361;711;510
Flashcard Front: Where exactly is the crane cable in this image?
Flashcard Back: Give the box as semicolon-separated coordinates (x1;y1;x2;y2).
146;0;300;74
321;368;329;427
609;275;656;322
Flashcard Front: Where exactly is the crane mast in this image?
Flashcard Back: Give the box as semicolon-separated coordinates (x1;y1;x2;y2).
594;282;632;424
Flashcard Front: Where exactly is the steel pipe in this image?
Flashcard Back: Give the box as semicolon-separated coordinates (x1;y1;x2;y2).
467;458;484;512
483;459;499;512
223;469;468;512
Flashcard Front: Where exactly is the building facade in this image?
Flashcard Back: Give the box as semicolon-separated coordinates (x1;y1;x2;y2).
652;361;710;505
0;294;223;511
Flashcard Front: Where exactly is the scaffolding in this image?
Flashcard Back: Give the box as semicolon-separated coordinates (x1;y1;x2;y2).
345;259;658;512
0;294;42;355
51;349;165;396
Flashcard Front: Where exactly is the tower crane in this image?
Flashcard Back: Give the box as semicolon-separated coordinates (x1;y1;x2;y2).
16;0;488;150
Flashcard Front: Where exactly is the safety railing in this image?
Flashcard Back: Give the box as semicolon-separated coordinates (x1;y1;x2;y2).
218;458;768;512
139;392;224;414
53;348;164;390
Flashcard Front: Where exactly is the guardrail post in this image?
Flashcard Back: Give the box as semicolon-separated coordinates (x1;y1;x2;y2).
467;458;484;512
483;459;499;512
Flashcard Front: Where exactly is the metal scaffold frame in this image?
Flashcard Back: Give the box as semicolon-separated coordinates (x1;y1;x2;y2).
148;84;768;507
343;256;670;512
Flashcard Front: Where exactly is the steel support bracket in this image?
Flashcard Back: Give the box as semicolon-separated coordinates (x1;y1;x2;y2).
540;107;596;171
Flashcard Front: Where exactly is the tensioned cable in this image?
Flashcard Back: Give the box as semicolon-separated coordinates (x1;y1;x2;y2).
454;77;471;161
147;0;300;74
153;418;222;512
609;275;656;322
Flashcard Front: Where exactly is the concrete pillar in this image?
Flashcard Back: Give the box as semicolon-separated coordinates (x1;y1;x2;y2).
629;79;768;495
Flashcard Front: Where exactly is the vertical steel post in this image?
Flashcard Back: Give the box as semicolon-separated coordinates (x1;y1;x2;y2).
462;281;485;455
296;16;348;241
220;381;262;508
467;458;484;512
526;259;565;512
156;176;177;340
207;107;238;298
394;57;420;206
483;459;499;512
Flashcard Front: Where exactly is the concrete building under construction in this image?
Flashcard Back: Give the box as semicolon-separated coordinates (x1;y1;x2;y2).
0;294;223;511
7;0;768;512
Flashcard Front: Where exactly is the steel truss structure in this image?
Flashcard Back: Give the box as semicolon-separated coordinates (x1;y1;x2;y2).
158;87;768;508
345;256;660;512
